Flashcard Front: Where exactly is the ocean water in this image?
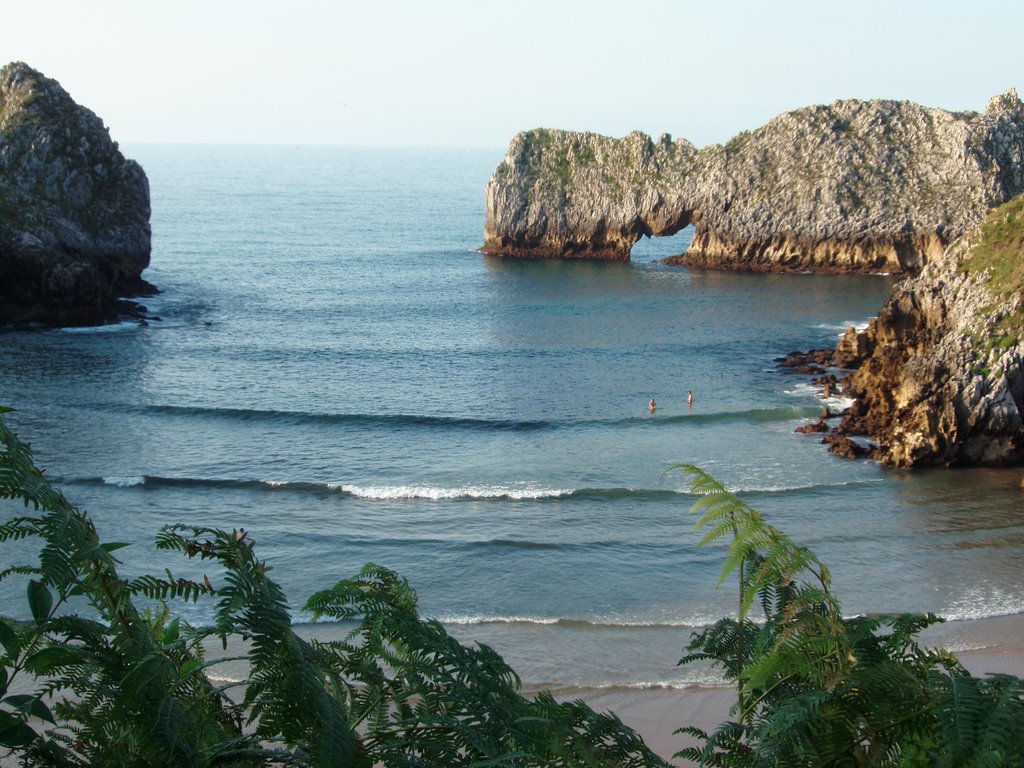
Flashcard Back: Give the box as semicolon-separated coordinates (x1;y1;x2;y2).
2;145;1023;691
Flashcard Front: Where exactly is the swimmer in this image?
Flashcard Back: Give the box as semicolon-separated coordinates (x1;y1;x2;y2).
687;390;693;407
649;398;657;412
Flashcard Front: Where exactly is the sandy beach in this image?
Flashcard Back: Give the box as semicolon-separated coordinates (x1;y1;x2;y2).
568;613;1024;765
1;613;1019;767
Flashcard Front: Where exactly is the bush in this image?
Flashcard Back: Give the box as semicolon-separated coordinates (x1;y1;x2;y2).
2;412;1022;767
671;463;1024;767
0;409;667;767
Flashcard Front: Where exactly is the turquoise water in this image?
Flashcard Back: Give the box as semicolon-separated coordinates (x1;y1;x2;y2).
2;145;1022;688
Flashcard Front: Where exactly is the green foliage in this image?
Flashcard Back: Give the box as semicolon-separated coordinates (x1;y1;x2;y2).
0;410;668;767
962;194;1024;298
669;463;1024;767
4;411;1024;767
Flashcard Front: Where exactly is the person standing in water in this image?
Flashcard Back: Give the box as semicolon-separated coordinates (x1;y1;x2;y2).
649;398;657;412
687;390;693;407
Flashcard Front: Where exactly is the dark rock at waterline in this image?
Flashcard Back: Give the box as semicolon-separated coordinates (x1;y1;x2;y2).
0;61;154;326
795;419;830;434
812;373;839;398
822;433;868;459
775;348;835;376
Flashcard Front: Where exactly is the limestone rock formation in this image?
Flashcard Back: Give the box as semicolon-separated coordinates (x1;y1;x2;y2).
831;194;1024;467
0;61;153;326
483;130;697;259
483;90;1024;273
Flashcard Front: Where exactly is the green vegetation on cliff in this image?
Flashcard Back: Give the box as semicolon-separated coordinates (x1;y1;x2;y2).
959;193;1024;355
962;193;1024;300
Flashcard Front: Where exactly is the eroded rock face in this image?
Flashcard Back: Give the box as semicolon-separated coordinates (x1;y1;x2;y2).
483;90;1024;273
832;198;1024;467
483;130;697;259
0;62;153;326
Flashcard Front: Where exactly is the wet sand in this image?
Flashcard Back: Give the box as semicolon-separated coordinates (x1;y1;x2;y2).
570;613;1024;765
2;614;1020;768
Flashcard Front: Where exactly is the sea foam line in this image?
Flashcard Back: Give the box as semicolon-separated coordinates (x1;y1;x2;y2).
435;615;724;630
331;483;575;501
90;475;877;502
102;475;146;487
59;320;140;334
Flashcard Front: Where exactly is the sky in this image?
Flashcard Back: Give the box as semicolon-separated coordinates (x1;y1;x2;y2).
2;0;1022;149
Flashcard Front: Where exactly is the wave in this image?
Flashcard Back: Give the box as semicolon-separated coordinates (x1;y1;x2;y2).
814;319;873;335
91;475;336;494
83;475;882;504
141;404;556;432
535;677;733;694
336;484;694;502
435;615;721;630
732;478;885;495
58;320;140;334
102;475;146;487
86;476;688;503
127;403;823;433
334;483;576;501
941;589;1024;623
606;405;823;428
784;382;855;411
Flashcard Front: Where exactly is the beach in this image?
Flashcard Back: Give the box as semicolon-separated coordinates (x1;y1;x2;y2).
219;612;1024;764
565;613;1024;764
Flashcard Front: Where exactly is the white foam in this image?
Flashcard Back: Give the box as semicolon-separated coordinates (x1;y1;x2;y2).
438;613;725;629
823;394;855;410
103;476;145;487
783;381;853;410
439;615;561;626
783;382;821;398
941;587;1024;622
815;319;873;337
608;672;731;690
59;320;139;334
332;484;574;501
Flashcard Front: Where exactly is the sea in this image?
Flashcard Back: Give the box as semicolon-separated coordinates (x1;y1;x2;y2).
2;144;1023;692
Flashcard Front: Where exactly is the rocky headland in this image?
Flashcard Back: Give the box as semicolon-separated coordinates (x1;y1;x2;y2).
818;194;1024;467
483;90;1024;273
0;61;153;326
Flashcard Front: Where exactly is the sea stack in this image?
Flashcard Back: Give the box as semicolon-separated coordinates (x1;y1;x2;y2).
0;61;153;326
483;90;1024;273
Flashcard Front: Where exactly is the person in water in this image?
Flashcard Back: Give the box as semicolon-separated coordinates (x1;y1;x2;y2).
649;398;657;412
687;390;693;407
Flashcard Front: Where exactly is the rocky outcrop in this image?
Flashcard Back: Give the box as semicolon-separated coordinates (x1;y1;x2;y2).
483;90;1024;273
829;195;1024;467
0;61;153;326
483;130;697;259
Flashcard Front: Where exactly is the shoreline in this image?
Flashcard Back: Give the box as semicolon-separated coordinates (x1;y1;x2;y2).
556;612;1024;765
4;612;1020;768
299;612;1024;765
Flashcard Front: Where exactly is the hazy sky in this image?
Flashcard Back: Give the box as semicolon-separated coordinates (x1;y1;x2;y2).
3;0;1021;149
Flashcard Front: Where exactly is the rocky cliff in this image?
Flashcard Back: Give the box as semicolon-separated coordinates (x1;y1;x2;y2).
483;91;1024;273
828;194;1024;467
0;61;153;326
